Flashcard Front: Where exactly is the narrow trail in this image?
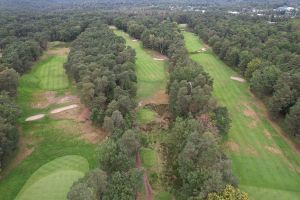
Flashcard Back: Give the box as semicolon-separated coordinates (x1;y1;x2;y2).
136;152;154;200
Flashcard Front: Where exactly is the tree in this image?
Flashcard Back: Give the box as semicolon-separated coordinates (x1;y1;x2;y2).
0;68;19;96
285;98;300;137
67;182;96;200
211;107;231;135
103;169;143;200
207;185;249;200
250;65;280;96
118;129;141;156
244;58;263;80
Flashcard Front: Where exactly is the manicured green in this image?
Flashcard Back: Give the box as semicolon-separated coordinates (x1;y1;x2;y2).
136;108;156;124
183;31;204;53
0;43;97;200
16;155;89;200
113;29;168;100
183;30;300;199
140;147;156;169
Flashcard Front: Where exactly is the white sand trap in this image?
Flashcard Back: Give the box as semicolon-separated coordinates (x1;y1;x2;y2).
132;39;138;42
25;114;45;122
197;48;207;53
153;58;166;61
50;104;79;114
230;76;245;83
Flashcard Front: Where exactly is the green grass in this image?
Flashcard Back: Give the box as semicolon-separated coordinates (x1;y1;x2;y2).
182;30;300;199
136;108;156;124
15;155;88;200
112;28;168;100
140;147;157;169
0;44;97;200
20;56;69;91
155;191;173;200
183;31;204;53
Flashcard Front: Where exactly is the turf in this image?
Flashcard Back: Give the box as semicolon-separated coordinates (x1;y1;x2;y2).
136;108;156;124
112;28;168;100
140;147;157;169
15;155;88;200
155;191;173;200
183;30;300;199
183;31;204;53
0;42;97;200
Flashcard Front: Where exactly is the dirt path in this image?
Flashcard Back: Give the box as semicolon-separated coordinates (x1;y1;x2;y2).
136;152;154;200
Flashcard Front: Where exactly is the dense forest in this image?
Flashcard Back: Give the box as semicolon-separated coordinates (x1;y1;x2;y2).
178;13;300;138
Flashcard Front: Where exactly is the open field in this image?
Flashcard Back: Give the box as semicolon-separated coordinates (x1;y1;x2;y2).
112;28;168;101
0;42;97;200
15;155;88;200
183;30;300;199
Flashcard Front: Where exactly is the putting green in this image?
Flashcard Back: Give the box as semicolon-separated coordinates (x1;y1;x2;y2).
15;155;89;200
112;28;168;100
182;30;300;199
137;108;156;124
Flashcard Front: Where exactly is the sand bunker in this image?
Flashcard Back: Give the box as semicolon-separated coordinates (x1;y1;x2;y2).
132;39;138;42
230;76;245;83
153;58;166;61
50;104;79;114
197;47;207;53
25;114;46;122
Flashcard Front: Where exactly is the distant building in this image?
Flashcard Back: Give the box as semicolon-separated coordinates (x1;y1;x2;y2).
228;11;240;15
274;6;296;12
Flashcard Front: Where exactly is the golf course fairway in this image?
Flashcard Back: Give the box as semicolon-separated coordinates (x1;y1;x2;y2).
183;30;300;200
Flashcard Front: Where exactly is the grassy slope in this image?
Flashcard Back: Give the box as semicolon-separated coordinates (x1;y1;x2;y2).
0;43;97;200
113;29;168;100
136;108;156;124
16;155;89;200
183;31;300;200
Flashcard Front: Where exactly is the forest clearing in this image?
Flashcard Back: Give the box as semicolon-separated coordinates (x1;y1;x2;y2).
182;30;300;200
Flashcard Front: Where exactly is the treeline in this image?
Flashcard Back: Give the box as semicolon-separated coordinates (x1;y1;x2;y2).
182;13;300;138
66;24;145;199
0;11;94;171
108;14;242;199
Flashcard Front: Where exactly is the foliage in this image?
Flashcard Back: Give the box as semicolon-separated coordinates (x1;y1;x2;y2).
207;185;249;200
162;118;236;199
0;92;20;171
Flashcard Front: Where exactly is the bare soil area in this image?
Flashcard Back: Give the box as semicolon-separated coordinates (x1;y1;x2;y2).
31;92;78;109
139;90;169;107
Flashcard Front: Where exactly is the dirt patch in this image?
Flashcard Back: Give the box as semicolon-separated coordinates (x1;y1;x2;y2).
31;92;79;109
147;50;168;61
243;107;256;118
230;76;245;83
264;130;272;139
245;146;259;156
226;141;240;152
46;47;70;56
139;90;169;107
79;121;107;144
264;145;283;156
25;114;46;122
50;104;79;114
